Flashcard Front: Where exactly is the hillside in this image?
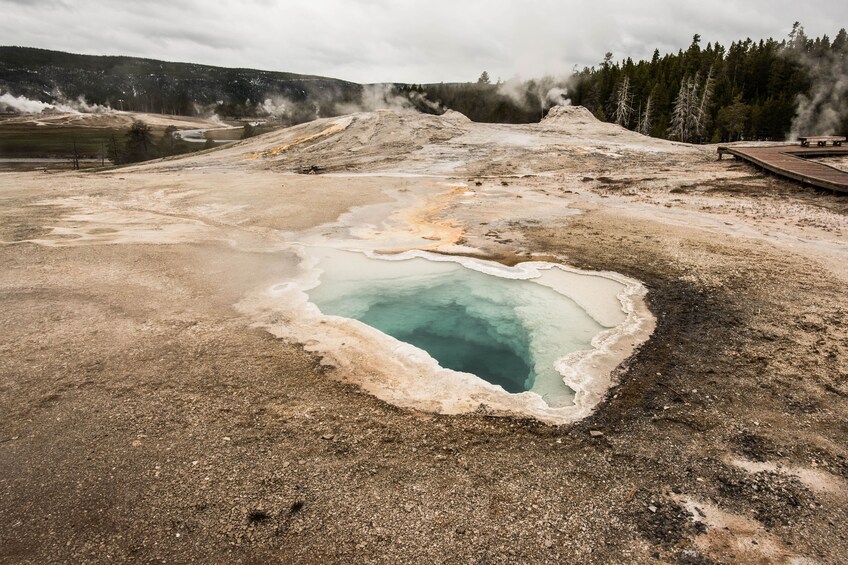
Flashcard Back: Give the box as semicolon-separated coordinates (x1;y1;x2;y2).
0;48;554;126
0;46;363;122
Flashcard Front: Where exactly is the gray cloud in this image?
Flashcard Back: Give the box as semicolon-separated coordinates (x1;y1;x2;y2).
1;0;846;83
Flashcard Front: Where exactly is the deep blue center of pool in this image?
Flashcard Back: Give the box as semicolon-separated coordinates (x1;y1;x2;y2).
356;292;534;393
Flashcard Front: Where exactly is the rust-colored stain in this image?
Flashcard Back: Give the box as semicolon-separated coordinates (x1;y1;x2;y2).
377;184;468;254
247;120;351;161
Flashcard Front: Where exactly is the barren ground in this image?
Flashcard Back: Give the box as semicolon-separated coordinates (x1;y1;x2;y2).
1;108;846;564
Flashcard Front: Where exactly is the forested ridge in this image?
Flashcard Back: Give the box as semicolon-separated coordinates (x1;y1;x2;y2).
567;24;848;142
0;46;362;124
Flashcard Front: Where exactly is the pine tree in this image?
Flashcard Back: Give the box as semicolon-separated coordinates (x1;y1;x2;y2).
638;94;653;135
833;28;848;54
613;75;633;127
694;66;715;141
669;74;701;141
788;22;808;51
668;78;691;141
124;120;155;163
687;72;702;141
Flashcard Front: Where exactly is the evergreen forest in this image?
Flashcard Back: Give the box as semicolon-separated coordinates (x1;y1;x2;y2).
566;23;848;142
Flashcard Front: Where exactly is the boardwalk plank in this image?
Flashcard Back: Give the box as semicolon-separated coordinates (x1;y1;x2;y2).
717;145;848;193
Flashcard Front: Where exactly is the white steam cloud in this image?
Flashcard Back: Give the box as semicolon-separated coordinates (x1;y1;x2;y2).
496;76;570;112
545;87;570;107
335;84;440;115
0;90;113;114
791;51;848;138
259;96;289;117
0;91;54;113
192;101;221;118
253;96;320;122
70;96;112;113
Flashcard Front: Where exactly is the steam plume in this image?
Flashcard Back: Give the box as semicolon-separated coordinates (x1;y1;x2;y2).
790;50;848;138
335;84;440;115
0;90;113;114
496;76;570;112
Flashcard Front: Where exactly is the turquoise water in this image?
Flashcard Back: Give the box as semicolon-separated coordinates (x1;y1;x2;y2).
305;248;608;407
350;282;533;392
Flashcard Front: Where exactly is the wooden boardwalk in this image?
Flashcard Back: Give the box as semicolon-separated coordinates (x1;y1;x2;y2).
717;144;848;193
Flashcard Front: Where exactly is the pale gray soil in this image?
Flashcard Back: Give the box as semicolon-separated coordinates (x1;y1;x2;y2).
1;109;846;564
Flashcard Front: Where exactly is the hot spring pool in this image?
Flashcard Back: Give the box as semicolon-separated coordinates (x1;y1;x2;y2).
305;247;628;408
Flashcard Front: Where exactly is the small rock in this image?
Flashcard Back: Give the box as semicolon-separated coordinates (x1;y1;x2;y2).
589;430;604;437
321;434;334;441
648;505;658;513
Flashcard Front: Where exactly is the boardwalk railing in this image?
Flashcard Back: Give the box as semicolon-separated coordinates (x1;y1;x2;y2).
798;136;846;147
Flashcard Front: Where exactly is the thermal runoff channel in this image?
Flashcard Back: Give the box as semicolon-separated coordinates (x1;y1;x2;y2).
306;248;620;408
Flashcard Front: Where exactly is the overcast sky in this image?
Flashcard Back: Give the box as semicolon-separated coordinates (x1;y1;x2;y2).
2;0;846;84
